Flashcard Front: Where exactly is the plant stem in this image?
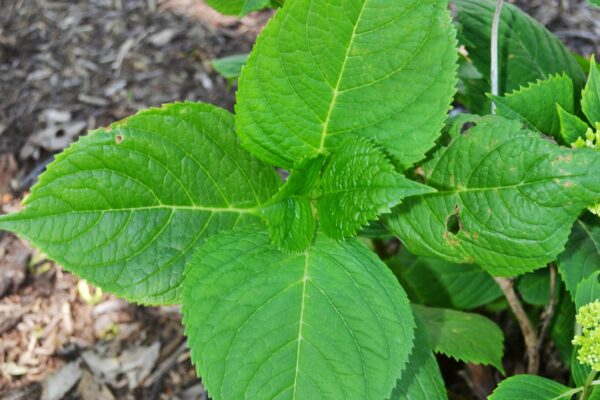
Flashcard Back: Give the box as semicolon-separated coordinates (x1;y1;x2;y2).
536;264;557;353
494;277;540;373
580;371;599;400
490;0;504;113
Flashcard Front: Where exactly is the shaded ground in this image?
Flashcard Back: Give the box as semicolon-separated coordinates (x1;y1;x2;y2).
0;0;598;399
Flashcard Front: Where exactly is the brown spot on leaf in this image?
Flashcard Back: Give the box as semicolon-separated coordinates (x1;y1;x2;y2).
115;135;123;144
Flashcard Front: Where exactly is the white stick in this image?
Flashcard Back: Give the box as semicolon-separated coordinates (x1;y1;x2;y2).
491;0;504;114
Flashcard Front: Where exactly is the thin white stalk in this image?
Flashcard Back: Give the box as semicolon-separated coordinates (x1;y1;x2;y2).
491;0;504;114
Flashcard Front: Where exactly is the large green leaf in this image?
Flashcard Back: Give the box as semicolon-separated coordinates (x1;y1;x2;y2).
236;0;458;169
183;229;415;400
582;57;600;124
454;0;585;114
388;116;600;276
0;103;280;304
390;315;447;400
318;136;435;239
413;305;505;372
489;375;572;400
490;74;574;140
390;248;502;310
557;217;600;297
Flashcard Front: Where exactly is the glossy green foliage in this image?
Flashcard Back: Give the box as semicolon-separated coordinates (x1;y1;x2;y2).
390;316;447;400
454;0;585;114
582;57;600;124
489;375;572;400
318;137;435;239
390;249;502;310
413;305;505;372
490;74;574;139
183;229;415;400
236;0;458;169
558;217;600;298
0;103;280;304
388;117;600;276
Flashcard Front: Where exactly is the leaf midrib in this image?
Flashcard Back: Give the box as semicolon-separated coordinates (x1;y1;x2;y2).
317;1;369;153
292;251;310;400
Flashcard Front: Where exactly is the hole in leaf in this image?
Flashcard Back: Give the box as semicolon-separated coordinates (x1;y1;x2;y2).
115;135;123;144
460;121;476;134
446;209;461;235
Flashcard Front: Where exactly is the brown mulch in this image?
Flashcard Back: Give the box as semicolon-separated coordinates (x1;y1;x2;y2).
0;0;598;399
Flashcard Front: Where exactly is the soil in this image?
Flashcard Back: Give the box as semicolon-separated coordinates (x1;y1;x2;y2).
0;0;598;399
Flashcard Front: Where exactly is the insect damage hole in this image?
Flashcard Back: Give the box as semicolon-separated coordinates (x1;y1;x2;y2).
115;135;123;144
446;207;462;235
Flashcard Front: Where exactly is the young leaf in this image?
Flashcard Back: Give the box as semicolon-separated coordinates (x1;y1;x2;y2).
582;57;600;125
318;136;435;239
182;229;415;400
211;53;249;80
236;0;458;169
557;217;600;297
516;269;556;306
412;305;505;373
488;375;572;400
390;248;502;310
261;156;325;252
262;197;315;253
454;0;585;114
557;104;590;144
575;271;600;310
387;116;600;277
390;315;447;400
0;103;280;304
205;0;273;16
490;74;574;139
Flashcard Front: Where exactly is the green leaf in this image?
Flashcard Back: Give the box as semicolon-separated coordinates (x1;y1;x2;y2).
582;57;600;124
387;116;600;276
589;0;600;8
211;53;249;80
262;197;315;253
0;103;280;304
318;136;435;239
551;291;576;364
557;105;590;144
205;0;273;16
454;0;585;114
261;156;325;252
390;314;447;400
183;228;415;400
236;0;458;169
490;74;574;139
557;217;600;297
489;375;572;400
413;305;505;372
571;347;593;387
575;271;600;310
390;248;502;310
516;269;557;306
